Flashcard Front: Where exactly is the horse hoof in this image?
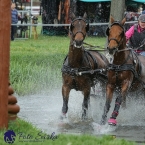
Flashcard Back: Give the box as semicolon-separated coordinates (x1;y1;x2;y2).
81;115;87;121
60;113;67;120
100;116;107;125
100;119;106;125
108;118;117;126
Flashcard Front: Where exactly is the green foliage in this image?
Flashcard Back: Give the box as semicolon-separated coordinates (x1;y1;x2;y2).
10;36;106;95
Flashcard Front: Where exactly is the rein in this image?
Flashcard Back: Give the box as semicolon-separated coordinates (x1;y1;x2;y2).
83;42;107;51
82;42;132;52
117;47;132;52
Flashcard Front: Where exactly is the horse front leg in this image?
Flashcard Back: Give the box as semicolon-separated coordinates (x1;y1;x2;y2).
100;84;114;125
108;80;130;125
61;84;71;120
82;87;90;120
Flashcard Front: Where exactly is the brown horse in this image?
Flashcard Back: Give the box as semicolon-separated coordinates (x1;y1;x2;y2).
61;13;109;120
100;16;145;126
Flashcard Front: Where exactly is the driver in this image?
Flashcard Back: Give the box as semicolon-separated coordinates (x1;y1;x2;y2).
125;14;145;56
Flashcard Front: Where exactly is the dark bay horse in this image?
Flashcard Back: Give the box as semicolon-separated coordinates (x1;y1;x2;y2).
61;13;109;120
100;16;145;126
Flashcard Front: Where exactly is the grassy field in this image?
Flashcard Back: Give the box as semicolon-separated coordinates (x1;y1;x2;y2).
0;119;136;145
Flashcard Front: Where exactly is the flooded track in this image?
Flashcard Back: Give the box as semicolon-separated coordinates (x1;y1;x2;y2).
17;88;145;144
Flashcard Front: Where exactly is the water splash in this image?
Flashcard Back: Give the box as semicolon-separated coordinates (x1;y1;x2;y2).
92;122;117;134
17;86;145;142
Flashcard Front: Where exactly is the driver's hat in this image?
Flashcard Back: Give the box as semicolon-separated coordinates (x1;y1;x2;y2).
138;14;145;22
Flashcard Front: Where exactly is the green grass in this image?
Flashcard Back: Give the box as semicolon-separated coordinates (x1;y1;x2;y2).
0;119;136;145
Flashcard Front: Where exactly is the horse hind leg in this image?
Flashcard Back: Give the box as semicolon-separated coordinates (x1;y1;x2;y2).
61;85;71;120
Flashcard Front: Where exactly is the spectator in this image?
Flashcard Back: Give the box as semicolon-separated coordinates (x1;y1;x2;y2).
11;1;18;41
142;10;145;14
125;14;145;56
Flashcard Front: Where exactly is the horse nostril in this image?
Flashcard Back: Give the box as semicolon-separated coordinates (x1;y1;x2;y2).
75;40;83;46
108;49;114;55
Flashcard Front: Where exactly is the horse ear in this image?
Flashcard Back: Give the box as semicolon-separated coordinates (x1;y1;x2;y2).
70;12;76;20
83;12;87;19
110;15;115;24
121;17;126;26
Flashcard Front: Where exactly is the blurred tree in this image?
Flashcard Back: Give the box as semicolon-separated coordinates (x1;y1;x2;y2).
110;0;125;22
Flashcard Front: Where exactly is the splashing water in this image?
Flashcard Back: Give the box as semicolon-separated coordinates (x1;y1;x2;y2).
92;122;117;134
17;85;145;142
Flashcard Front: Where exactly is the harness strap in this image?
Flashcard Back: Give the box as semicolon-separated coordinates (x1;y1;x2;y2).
89;49;109;65
107;64;139;78
61;50;97;76
62;63;90;76
84;50;98;69
132;51;142;76
120;49;131;65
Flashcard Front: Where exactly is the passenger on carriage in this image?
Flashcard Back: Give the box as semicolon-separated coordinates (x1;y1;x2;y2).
125;14;145;56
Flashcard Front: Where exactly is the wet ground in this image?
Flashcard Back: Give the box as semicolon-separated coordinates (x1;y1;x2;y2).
17;88;145;144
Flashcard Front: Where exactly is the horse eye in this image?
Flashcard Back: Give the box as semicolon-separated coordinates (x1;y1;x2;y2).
120;31;124;36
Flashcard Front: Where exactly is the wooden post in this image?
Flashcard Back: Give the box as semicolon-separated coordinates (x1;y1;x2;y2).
32;18;38;39
0;0;11;129
32;26;38;39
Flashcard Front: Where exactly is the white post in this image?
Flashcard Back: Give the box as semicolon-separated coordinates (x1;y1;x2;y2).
30;0;33;38
30;0;33;15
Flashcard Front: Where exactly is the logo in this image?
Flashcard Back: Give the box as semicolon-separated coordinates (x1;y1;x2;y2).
4;130;16;144
3;130;58;143
18;131;57;142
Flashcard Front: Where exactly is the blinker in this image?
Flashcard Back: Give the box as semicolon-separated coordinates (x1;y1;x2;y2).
106;27;110;36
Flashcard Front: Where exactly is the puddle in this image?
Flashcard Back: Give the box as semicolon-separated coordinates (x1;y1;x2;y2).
17;88;145;144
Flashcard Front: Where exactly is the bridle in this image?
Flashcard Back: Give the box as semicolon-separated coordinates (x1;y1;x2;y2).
70;17;89;41
106;22;125;54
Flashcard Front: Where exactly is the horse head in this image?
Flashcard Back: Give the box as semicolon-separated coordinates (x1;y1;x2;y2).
106;16;126;55
70;12;89;48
